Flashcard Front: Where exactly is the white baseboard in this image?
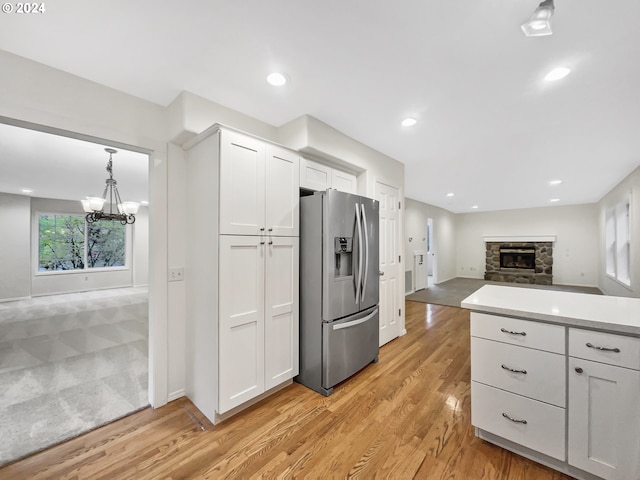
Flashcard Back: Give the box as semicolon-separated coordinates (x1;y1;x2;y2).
0;295;31;303
167;389;185;402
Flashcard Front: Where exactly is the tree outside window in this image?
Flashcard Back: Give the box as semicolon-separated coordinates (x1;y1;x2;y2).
38;214;126;271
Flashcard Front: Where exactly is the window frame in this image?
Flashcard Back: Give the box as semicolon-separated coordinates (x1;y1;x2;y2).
604;196;632;288
33;210;132;276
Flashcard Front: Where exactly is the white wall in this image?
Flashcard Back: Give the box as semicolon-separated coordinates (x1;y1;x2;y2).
0;193;31;301
167;143;187;401
133;206;149;286
0;50;169;407
404;198;458;287
455;204;599;287
598;166;640;297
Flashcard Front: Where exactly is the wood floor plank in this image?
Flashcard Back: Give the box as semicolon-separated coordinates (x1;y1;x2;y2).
0;301;576;479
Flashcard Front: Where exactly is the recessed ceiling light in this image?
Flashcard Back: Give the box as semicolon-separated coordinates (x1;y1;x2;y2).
401;118;417;127
550;198;560;203
446;192;454;197
545;67;571;82
549;179;563;186
21;188;33;194
266;72;287;86
471;205;479;209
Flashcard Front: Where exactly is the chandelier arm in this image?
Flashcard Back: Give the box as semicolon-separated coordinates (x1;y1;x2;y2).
113;185;124;212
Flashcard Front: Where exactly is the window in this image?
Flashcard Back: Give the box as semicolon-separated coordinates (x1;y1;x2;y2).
38;213;126;272
605;199;631;286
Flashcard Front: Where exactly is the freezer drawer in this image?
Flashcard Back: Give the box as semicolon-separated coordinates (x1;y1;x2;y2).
322;306;379;390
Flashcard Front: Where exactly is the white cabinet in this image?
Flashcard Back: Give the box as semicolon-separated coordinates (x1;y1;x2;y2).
471;337;565;407
265;145;300;237
472;381;566;460
471;312;640;480
265;237;299;390
218;235;299;412
218;236;266;413
470;313;567;460
568;329;640;480
300;157;357;194
185;125;300;423
331;168;357;193
220;129;299;236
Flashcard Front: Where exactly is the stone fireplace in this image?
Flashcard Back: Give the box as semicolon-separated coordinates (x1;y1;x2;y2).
485;239;554;285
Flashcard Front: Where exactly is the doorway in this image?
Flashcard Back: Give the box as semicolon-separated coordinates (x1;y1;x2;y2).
0;121;151;465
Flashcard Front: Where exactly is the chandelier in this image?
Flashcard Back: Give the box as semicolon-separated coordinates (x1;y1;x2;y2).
521;0;555;37
81;148;140;225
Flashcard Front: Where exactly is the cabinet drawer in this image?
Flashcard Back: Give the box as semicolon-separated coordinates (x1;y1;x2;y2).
471;337;566;407
569;328;640;370
471;312;565;354
471;381;566;461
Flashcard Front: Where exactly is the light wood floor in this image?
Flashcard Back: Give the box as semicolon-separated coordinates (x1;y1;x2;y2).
0;302;573;479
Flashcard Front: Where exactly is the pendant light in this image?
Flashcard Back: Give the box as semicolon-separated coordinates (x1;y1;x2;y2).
81;148;139;224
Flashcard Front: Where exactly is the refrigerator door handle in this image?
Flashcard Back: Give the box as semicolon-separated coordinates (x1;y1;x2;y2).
361;204;368;300
355;203;363;305
332;308;379;330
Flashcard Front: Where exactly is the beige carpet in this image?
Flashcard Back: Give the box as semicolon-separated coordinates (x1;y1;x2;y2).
0;287;149;466
406;277;602;308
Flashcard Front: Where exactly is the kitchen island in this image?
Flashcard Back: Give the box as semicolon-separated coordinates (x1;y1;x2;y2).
461;285;640;480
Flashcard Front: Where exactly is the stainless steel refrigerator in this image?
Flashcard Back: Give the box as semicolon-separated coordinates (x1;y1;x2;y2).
295;189;379;396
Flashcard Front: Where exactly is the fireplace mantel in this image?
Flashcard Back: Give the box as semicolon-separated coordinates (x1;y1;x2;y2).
482;235;556;243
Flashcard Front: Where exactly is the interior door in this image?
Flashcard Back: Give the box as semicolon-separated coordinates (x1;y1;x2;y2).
376;181;401;346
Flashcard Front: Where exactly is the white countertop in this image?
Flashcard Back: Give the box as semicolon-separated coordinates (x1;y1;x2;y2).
461;285;640;336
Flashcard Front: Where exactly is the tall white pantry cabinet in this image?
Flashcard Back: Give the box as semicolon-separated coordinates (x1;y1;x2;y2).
184;125;300;423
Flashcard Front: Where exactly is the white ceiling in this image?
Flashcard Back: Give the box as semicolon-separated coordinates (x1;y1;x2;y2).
1;0;639;212
0;123;149;203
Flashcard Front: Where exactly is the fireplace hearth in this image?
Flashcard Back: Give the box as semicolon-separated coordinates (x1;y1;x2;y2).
485;241;553;285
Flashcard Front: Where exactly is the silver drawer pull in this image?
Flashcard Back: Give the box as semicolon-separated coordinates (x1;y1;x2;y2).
502;413;527;424
500;328;527;336
501;364;527;374
586;342;620;353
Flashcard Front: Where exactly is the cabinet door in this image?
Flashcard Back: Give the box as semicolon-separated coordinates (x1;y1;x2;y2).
219;130;266;235
265;145;299;236
264;237;299;390
568;357;640;480
300;157;331;191
218;236;265;413
331;169;357;194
